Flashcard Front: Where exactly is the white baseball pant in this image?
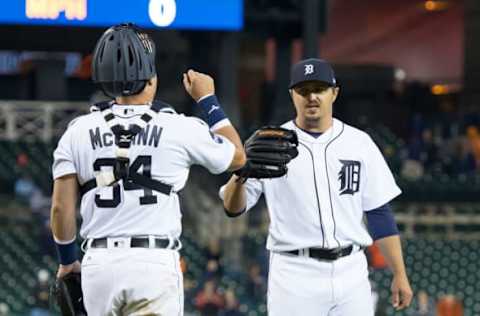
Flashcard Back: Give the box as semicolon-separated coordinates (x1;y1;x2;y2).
81;243;183;316
267;249;374;316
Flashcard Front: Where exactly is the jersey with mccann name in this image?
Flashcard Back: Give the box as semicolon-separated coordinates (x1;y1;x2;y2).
220;118;401;251
53;104;235;240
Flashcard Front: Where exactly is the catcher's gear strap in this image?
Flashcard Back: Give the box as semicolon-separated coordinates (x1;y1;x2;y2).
52;273;86;316
79;171;174;197
80;100;174;196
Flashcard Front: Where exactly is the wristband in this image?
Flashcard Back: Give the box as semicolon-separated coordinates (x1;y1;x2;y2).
197;95;228;128
55;239;78;265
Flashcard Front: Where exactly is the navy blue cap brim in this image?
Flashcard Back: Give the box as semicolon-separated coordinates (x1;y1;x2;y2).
289;79;337;89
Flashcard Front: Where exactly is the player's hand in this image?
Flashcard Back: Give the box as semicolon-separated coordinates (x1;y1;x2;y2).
57;260;81;278
391;274;413;310
183;69;215;102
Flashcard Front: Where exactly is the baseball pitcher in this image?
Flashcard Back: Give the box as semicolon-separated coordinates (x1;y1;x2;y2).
221;58;413;316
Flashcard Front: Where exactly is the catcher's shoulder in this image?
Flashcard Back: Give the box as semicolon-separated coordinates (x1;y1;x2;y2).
156;114;212;137
66;111;100;130
172;114;208;128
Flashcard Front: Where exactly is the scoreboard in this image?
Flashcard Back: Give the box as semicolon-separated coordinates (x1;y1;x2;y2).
0;0;243;30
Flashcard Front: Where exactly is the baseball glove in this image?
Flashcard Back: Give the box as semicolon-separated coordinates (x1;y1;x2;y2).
234;126;299;179
52;273;87;316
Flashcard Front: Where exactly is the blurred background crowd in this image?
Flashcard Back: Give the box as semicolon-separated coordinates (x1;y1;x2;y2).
0;0;479;315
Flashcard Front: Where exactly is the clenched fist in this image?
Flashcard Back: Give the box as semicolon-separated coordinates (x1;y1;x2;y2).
183;69;215;102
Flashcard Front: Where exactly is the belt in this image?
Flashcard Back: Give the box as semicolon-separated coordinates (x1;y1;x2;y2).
285;245;358;261
86;237;180;250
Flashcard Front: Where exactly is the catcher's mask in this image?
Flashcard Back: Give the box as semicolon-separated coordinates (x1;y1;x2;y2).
92;23;156;98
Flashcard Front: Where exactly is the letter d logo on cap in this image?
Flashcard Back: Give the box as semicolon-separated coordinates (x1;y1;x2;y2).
304;64;314;75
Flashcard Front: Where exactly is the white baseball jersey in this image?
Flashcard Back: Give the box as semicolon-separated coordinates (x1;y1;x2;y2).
53;104;235;239
220;118;401;251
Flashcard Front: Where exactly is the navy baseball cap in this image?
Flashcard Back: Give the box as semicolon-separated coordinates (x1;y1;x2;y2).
289;58;337;89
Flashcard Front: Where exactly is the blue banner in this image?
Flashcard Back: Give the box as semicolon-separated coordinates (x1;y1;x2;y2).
0;0;243;30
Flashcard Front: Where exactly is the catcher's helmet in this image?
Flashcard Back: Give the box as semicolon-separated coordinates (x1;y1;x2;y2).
92;23;156;98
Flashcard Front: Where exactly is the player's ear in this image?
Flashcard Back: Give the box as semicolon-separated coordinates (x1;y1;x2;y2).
147;75;158;86
288;89;295;104
332;86;339;102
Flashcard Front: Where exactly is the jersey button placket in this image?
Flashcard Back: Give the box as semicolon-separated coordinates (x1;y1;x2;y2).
310;143;328;248
312;143;329;248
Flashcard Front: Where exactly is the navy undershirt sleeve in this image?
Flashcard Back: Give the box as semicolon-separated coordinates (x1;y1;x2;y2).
365;203;399;240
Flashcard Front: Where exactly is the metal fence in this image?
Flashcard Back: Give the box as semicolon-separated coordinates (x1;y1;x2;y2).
0;101;90;141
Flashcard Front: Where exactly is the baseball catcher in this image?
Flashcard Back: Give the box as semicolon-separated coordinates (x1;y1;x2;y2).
51;273;86;316
50;23;247;315
234;126;299;180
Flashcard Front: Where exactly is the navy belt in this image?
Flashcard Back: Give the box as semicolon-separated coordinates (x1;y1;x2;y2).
89;237;179;249
286;245;357;261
